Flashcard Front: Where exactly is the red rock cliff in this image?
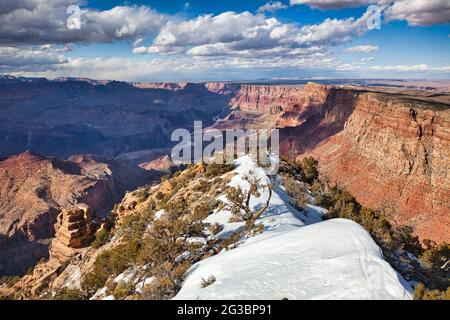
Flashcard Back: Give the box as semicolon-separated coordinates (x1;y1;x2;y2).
300;92;450;243
222;83;450;243
0;151;115;275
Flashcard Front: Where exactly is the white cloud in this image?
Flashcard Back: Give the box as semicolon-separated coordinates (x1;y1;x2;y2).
7;54;450;81
258;1;288;13
290;0;379;9
292;0;450;26
360;56;375;63
2;1;448;80
6;51;341;81
369;64;429;72
0;1;167;45
136;10;373;58
0;46;68;71
345;45;378;53
384;0;450;26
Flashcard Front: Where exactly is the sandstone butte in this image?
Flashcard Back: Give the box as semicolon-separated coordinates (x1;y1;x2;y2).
222;82;450;243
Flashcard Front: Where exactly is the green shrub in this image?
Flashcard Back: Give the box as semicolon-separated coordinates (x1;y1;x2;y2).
91;229;110;249
0;276;20;287
121;214;147;237
54;288;86;300
205;163;234;178
300;157;319;184
413;283;450;300
82;240;141;295
420;242;450;271
113;282;135;300
133;188;151;202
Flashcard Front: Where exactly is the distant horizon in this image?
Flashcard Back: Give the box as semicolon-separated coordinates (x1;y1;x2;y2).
3;73;450;83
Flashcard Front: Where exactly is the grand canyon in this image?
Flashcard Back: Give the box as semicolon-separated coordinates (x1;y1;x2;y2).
0;77;448;282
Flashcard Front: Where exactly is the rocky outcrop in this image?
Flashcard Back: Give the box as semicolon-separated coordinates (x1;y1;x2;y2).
49;205;96;263
205;82;241;96
0;205;97;299
0;152;114;275
218;83;450;243
132;82;187;90
298;93;450;243
139;155;174;173
0;151;163;276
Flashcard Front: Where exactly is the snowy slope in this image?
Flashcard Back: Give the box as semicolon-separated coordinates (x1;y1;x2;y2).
174;155;411;300
175;219;411;300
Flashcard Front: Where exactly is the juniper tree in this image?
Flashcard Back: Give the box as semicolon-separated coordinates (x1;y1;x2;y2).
225;171;273;232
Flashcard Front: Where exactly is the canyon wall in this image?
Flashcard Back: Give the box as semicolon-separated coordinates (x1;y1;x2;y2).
0;78;232;158
226;83;450;243
0;151;162;276
0;151;115;275
302;93;450;243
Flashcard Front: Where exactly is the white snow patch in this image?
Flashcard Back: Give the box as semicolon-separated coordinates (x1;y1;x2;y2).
90;287;108;300
154;209;166;220
61;265;82;289
175;155;411;300
113;267;136;284
135;276;157;294
186;236;207;245
175;219;411;300
204;155;311;240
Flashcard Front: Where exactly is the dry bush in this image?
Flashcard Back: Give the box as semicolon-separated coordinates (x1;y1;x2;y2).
225;171;273;231
201;275;216;288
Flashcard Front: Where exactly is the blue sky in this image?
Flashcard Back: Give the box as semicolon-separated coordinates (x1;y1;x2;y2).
0;0;449;81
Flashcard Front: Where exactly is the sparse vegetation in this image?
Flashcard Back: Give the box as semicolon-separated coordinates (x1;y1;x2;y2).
208;223;224;235
54;288;87;300
225;171;273;232
0;276;21;288
281;157;450;299
205;162;234;178
201;275;216;288
91;228;111;249
279;156;319;185
113;282;135;300
413;283;450;300
82;239;141;295
131;187;151;202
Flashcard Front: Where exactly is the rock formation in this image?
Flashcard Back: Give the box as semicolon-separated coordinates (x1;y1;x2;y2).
216;83;450;243
0;152;113;275
49;205;96;263
0;205;97;299
0;77;231;158
0;76;448;247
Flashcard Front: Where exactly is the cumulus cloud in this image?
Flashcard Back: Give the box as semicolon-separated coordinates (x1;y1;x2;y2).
384;0;450;26
292;0;450;26
360;56;375;63
134;10;373;58
2;0;448;80
345;45;378;53
5;53;341;81
0;0;167;45
290;0;378;9
0;46;68;72
257;1;288;13
370;64;450;73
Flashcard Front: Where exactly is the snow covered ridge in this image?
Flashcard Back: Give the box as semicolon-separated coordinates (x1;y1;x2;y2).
174;155;412;300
